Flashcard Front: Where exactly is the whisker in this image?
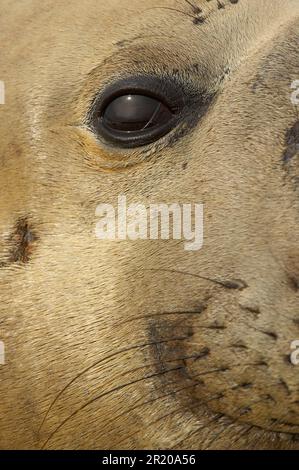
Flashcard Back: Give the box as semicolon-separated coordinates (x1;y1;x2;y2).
114;381;207;447
118;381;266;448
223;304;288;340
147;407;183;426
113;381;203;424
190;359;271;381
41;366;183;449
115;387;226;447
190;367;229;379
141;6;198;21
182;0;202;14
38;336;190;435
144;268;247;290
116;308;206;327
106;373;238;433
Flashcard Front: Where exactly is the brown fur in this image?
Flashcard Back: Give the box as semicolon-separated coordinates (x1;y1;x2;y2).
1;0;299;449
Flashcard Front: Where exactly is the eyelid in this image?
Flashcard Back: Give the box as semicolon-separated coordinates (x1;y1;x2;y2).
86;74;215;150
90;75;188;117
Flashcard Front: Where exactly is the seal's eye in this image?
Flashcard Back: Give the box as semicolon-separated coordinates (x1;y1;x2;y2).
96;93;175;148
91;77;186;148
102;95;173;132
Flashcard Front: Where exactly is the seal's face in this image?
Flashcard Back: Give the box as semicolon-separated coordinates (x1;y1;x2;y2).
1;0;299;449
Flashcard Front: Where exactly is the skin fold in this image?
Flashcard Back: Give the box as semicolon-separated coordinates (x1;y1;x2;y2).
0;0;299;449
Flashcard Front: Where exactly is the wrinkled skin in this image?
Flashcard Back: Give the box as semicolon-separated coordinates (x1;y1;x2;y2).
0;0;299;450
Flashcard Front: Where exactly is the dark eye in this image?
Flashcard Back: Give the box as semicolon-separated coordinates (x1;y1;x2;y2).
91;76;187;148
102;94;173;132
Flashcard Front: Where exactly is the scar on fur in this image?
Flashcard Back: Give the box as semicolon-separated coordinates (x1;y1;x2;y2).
8;217;37;264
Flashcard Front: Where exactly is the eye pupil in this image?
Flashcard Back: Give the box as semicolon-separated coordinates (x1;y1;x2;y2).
102;94;173;132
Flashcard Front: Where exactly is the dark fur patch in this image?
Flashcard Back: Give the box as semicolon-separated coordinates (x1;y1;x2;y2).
287;275;299;292
148;319;193;369
283;121;299;163
1;217;37;266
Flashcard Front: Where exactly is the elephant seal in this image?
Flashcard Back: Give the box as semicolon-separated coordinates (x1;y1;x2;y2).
0;0;299;450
